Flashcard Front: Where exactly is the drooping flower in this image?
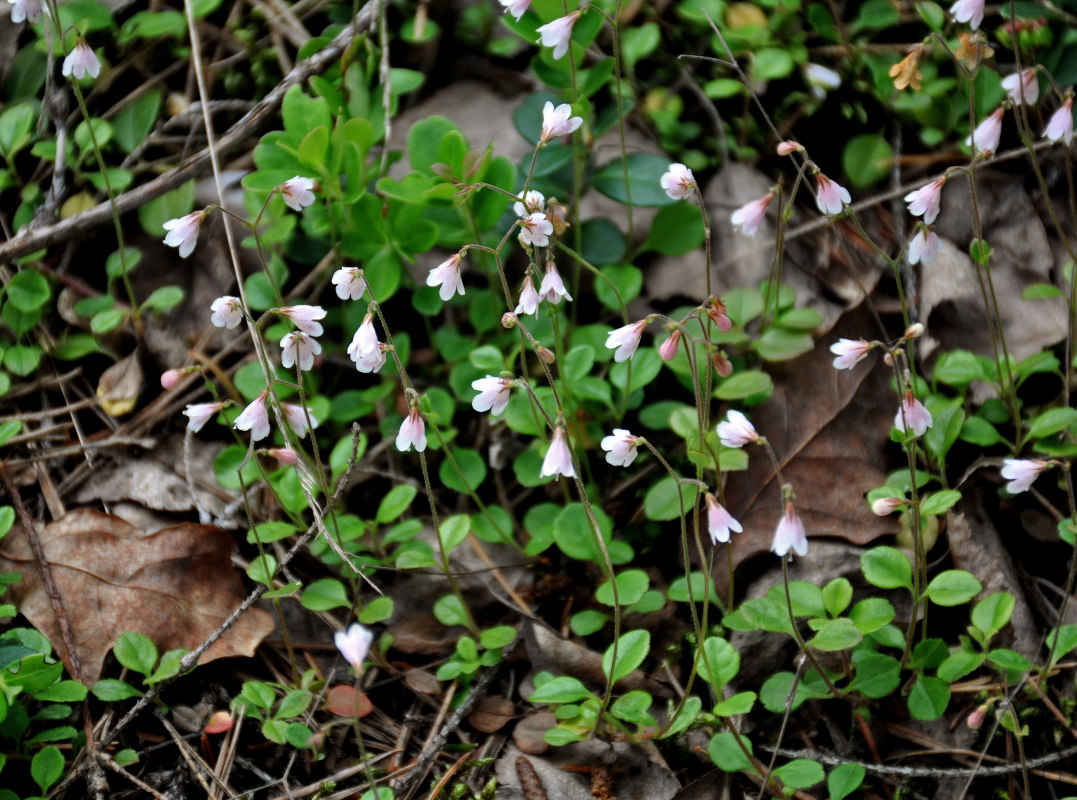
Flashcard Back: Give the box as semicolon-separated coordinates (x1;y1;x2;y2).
772;502;808;557
707;298;733;333
281;331;321;371
278;177;316;211
907;227;941;266
871;497;904;516
8;0;46;24
660;163;696;200
730;191;774;236
210;296;243;329
282;402;317;437
888;45;923;91
776;141;802;156
536;10;581;60
1043;97;1074;145
803;62;841;98
234;391;271;441
539;262;572;304
515;275;541;316
498;0;530;21
904;178;945;225
717;410;758;448
519;212;554;247
705;493;742;544
894;391;933;437
659;329;682;361
163;211;205;258
950;0;985;30
62;39;101;81
348;313;379;359
396;408;427;452
605;320;648;363
540;427;575;478
513;190;545;217
830;338;872;370
814;173;851;215
546;200;569;235
427;253;465;301
471;376;513;416
334;623;374;672
539;102;583;143
333;267;367;301
966;107;1005;155
1000;458;1048;494
279;305;326;336
353;344;387;374
183;401;226;433
600;429;640;468
1001;68;1039;106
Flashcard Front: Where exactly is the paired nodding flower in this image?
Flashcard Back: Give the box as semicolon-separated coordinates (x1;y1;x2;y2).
894;390;933;437
772;502;808;558
705;493;742;545
396;408;427;453
1000;458;1048;494
539;103;583;143
427;253;466;301
814;173;851;216
536;11;581;60
605;320;648;363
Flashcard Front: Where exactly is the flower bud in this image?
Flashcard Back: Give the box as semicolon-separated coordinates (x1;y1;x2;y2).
265;447;298;465
537;346;556;364
711;351;733;378
501;312;518;329
776;141;802;156
871;497;903;516
659;330;682;361
903;322;925;340
160;368;187;389
883;352;895;367
967;703;988;730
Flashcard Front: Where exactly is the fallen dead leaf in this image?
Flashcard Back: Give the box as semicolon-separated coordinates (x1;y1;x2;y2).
97;350;144;417
0;509;273;684
468;695;516;733
325;684;373;718
403;667;442;696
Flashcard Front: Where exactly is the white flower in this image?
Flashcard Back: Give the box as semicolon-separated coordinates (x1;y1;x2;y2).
1043;97;1074;145
519;212;554;247
163;211;204;258
234;391;270;441
904;178;945;225
605;320;648;363
1000;458;1048;494
717;410;758;448
278;176;316;211
426;254;465;301
471;376;513;416
282;402;317;437
334;623;373;672
536;10;581;60
515;275;541;315
871;497;904;516
539;102;582;143
950;0;984;29
8;0;45;23
804;62;841;98
540;427;575;478
772;502;808;557
183;401;226;433
210;296;243;329
600;429;640;468
966;107;1004;155
279;305;326;336
332;267;367;301
396;408;427;452
514;190;546;217
348;313;379;358
660;163;695;200
907;228;940;266
705;493;742;544
499;0;530;20
539;263;572;304
354;344;387;374
730;192;774;236
814;173;851;215
1001;68;1039;106
894;391;933;437
62;39;101;81
281;331;321;371
829;338;872;370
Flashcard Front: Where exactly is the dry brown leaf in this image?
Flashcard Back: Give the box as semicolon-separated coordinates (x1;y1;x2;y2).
468;695;516;733
721;305;895;582
0;509;273;684
325;684;373;718
97;350;143;417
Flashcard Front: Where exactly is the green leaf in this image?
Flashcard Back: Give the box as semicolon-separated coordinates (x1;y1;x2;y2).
643;475;694;521
937;650;984;682
246;554;277;588
359;596;394;625
433;594;469;627
0;505;15;538
592;154;679;206
714;690;756;717
848;597;896;634
376;484;418;524
662;695;702;739
1047;624;1077;667
861;546;913;591
570;609;609;636
90;308;127;334
644;202;704;255
594;264;642;310
755;328;814;361
828;763;866;800
141;286;184;313
822;578;853;617
715;370;773;401
609;690;655;726
809;618;862;652
31;745;64;793
438;514;471;553
707;730;756;773
602;630;650;682
848;653;901;698
1022;282;1064;300
439;449;487;494
114;632;157;677
1028;407;1077;439
668;572;719;604
919;489;962;517
773;758;824;790
114;89;161;153
91;678;144;701
987;648;1031;673
529;676;594;704
595;570;649;607
6;269;50;312
907;674;950;721
842;133;893;188
239;680;276;710
276;689;312;719
33;679;87;703
971;592;1015;639
697;636;740;689
298;126;329;170
925;570;982;606
300;579;350;612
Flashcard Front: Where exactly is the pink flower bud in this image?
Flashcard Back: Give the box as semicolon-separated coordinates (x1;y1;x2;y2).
266;447;298;465
776;140;802;156
160;368;186;389
659;330;682;361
